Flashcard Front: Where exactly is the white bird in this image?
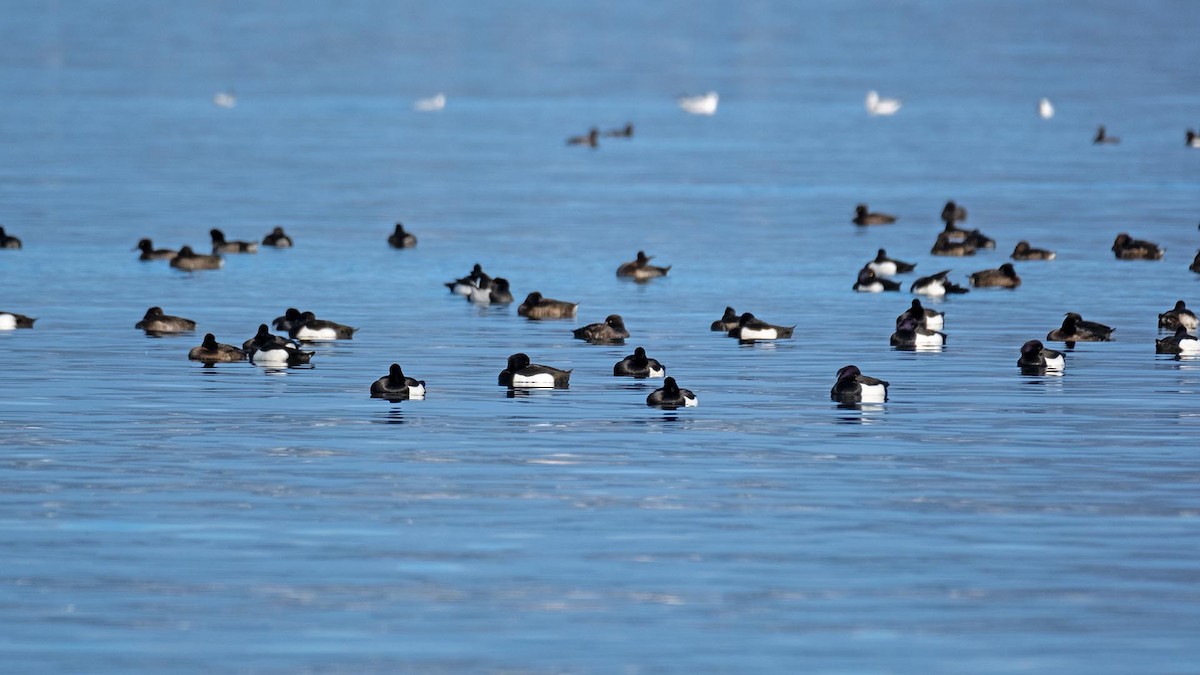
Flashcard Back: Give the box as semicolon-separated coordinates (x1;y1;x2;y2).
213;90;236;109
414;93;446;112
678;91;719;116
1038;98;1054;119
865;90;901;116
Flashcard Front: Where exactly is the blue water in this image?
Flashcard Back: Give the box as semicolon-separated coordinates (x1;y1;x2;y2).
3;1;1200;672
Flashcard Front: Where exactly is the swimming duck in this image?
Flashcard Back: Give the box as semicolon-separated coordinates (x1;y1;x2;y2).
866;248;916;276
567;128;599;147
864;91;901;116
135;306;196;334
187;333;246;363
616;251;671;281
969;263;1021;288
853;266;901;293
852;204;896;226
890;318;946;349
210;228;257;254
1158;301;1198;331
498;353;571;388
604;123;634;138
573;314;629;344
613;347;666;378
251;343;314;367
272;308;304;333
1188;130;1200;148
710;306;740;332
170;246;223;270
910;270;969;296
1093;125;1119;144
134;238;176;261
0;226;21;249
1112;233;1163;260
1011;241;1056;261
930;231;977;257
370;363;426;399
242;323;298;352
830;365;889;403
262;226;293;248
678;91;719;116
468;276;514;306
288;312;357;341
388;223;417;249
517;292;579;319
446;264;488;295
1046;313;1114;343
895;298;944;331
646;377;698;408
0;312;36;330
1018;339;1065;372
1156;326;1200;355
728;312;795;341
941;200;968;224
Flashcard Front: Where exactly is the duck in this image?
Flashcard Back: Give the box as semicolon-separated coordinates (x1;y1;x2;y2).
728;312;795;341
646;377;698;408
467;277;514;306
1011;240;1056;261
1156;327;1200;355
1112;233;1164;260
187;333;246;363
604;123;634;138
134;238;176;261
613;347;665;378
852;204;896;226
1018;339;1065;372
930;231;977;257
288;311;357;341
895;298;944;331
678;91;719;116
272;308;304;333
0;311;36;330
710;306;740;332
498;353;571;388
517;292;578;320
0;226;21;249
210;228;257;254
169;246;223;270
1188;130;1200;148
1158;301;1198;331
242;323;297;352
866;248;916;276
910;270;969;296
1046;313;1114;343
1093;125;1119;144
865;90;901;116
1191;251;1200;274
616;250;671;280
853;266;901;293
446;264;488;295
573;314;629;344
262;226;293;248
890;318;946;349
251;343;314;367
388;223;417;249
830;365;889;403
135;306;196;334
566;128;599;147
1038;98;1054;120
370;363;426;399
941;200;968;224
969;263;1021;288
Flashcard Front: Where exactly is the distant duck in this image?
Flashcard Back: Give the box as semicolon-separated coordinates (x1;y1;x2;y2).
1046;313;1114;343
1018;339;1065;372
242;323;297;352
272;308;304;333
1191;251;1200;274
135;306;196;334
170;246;223;270
853;266;901;293
251;343;314;367
573;314;629;344
480;277;514;305
891;317;946;350
1038;98;1054;120
213;90;236;108
852;204;896;226
867;248;916;276
604;123;634;138
370;363;426;399
446;264;488;295
613;347;666;378
0;226;22;249
210;228;257;254
1158;301;1198;331
134;238;176;261
1188;130;1200;148
1156;326;1200;355
616;250;671;281
0;311;36;330
941;200;968;224
678;91;719;116
262;226;293;248
388;223;417;249
969;263;1021;288
1093;125;1119;144
498;353;571;388
288;311;357;341
930;231;977;257
646;377;698;409
895;298;944;331
728;312;795;341
567;128;599;147
1112;233;1163;260
413;93;446;112
911;270;969;296
940;221;995;249
517;292;578;320
1011;240;1056;261
865;90;901;116
187;333;246;363
830;365;889;403
710;306;740;332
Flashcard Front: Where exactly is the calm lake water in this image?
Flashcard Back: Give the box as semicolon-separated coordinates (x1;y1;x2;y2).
3;1;1200;672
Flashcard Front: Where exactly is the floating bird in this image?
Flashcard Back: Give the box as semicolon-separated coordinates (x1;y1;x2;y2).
242;324;297;352
613;347;665;378
288;312;357;341
911;270;969;296
446;264;488;295
272;308;304;333
1158;301;1198;331
567;128;599;147
413;93;446;112
941;200;968;224
187;333;245;363
895;298;944;331
1112;233;1163;260
1156;327;1200;355
472;277;513;305
930;231;977;257
1011;241;1056;261
830;365;889;403
1188;130;1200;148
0;311;36;330
940;221;995;249
573;314;629;344
262;226;293;248
134;238;176;261
969;263;1021;288
210;228;257;254
646;377;698;409
853;204;896;226
0;226;22;249
388;223;417;249
135;307;195;335
853;266;901;293
616;250;671;281
867;248;916;276
213;90;236;108
678;91;719;116
1018;339;1065;372
498;353;571;388
517;292;578;320
604;123;634;138
370;364;426;399
728;312;795;341
1093;125;1119;144
710;306;740;332
1038;98;1054;120
1046;313;1114;343
170;246;223;270
250;343;314;367
890;317;946;350
865;90;901;116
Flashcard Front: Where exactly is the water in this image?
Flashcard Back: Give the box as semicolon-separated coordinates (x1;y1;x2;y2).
3;1;1200;672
